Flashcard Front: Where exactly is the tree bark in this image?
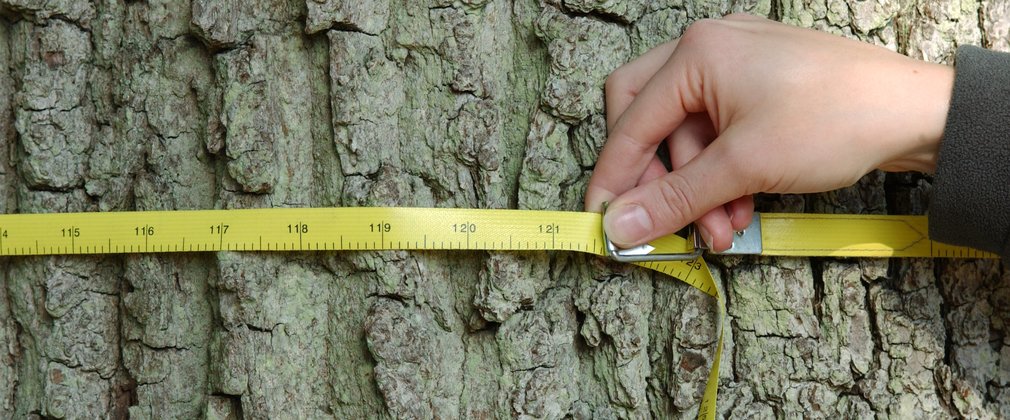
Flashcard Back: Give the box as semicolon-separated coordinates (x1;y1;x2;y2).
0;0;1008;418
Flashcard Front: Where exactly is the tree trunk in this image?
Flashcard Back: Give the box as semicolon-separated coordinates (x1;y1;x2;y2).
0;0;1008;418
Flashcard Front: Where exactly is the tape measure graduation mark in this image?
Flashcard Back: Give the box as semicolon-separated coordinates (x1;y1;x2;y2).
0;207;993;419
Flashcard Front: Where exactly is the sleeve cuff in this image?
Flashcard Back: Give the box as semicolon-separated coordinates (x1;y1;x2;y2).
929;45;1010;258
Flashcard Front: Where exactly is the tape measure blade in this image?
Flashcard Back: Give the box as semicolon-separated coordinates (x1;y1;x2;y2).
758;213;928;257
697;329;723;420
759;213;996;258
633;248;721;419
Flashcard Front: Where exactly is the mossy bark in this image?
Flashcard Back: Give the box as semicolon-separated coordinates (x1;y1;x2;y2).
0;0;1008;418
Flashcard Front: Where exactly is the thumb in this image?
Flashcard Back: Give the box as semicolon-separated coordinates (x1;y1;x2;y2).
603;142;743;248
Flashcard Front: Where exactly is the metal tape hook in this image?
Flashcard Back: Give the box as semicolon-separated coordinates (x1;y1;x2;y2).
601;203;705;262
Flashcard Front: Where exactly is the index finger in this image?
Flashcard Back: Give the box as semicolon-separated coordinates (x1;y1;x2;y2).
586;47;702;212
604;40;680;131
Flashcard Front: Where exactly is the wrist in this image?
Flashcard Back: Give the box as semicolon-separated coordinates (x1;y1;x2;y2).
876;60;954;174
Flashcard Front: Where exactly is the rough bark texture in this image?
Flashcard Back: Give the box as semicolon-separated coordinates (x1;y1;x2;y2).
0;0;1008;418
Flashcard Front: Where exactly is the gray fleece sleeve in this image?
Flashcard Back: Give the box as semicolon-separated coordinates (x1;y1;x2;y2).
929;45;1010;258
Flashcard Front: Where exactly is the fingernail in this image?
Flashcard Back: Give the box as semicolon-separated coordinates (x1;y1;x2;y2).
604;204;653;246
697;225;714;249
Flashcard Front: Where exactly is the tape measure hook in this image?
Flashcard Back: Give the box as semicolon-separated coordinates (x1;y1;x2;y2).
603;231;704;262
601;203;705;262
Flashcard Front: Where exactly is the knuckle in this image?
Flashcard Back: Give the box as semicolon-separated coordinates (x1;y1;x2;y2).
611;130;653;156
655;172;698;225
604;66;632;94
680;18;722;46
723;12;752;21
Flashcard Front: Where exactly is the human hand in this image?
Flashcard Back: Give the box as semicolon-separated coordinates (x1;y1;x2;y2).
585;14;954;251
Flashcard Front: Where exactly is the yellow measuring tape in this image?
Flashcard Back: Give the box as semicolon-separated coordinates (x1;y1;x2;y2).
0;208;993;419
